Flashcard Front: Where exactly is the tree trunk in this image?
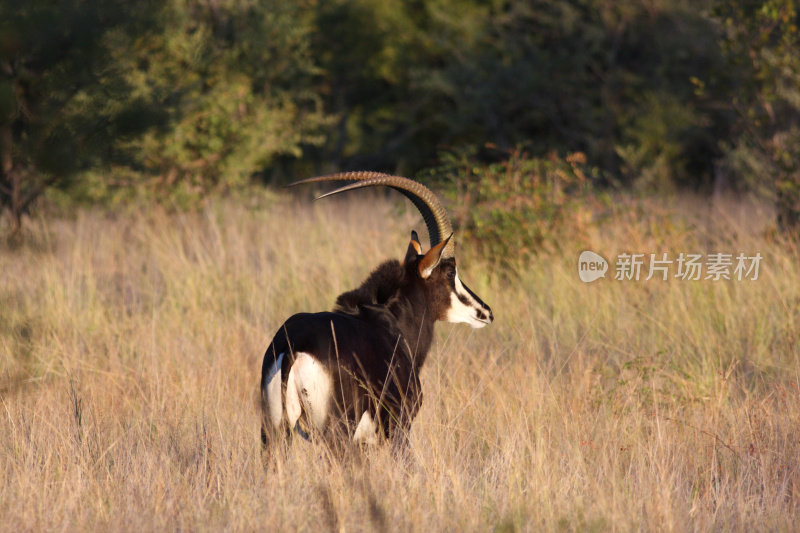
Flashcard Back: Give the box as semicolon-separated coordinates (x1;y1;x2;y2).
776;174;800;237
0;121;27;239
0;122;18;233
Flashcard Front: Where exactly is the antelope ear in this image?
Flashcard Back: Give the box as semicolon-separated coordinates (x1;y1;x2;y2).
405;230;423;265
418;233;453;279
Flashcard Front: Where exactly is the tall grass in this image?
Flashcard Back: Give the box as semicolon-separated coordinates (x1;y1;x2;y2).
0;191;798;531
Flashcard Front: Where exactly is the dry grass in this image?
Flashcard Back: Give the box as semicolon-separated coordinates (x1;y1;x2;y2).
1;190;799;531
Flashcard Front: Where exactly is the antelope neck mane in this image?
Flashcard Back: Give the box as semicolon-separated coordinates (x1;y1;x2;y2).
333;259;407;315
332;257;436;366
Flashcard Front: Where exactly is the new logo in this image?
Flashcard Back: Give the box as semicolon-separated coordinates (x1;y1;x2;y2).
578;250;608;283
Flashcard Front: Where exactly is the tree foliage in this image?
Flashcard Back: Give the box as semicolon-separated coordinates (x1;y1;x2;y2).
106;0;332;202
0;1;139;232
1;0;798;235
713;0;800;233
0;0;331;225
311;0;726;187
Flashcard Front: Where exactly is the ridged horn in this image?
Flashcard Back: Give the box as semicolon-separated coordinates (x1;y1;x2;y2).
291;172;455;258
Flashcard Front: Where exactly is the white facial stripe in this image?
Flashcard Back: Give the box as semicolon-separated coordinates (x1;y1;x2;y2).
445;269;490;329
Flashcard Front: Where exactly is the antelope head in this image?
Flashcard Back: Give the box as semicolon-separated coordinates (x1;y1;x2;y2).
293;172;493;329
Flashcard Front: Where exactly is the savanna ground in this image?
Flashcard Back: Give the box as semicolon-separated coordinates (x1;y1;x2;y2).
1;190;799;531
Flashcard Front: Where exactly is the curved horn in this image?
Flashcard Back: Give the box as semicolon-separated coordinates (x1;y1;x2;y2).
291;172;455;258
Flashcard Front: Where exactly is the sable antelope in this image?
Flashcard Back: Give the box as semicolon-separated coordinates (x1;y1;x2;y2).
259;172;493;448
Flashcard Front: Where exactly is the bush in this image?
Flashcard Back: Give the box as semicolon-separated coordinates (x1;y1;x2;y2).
426;149;606;270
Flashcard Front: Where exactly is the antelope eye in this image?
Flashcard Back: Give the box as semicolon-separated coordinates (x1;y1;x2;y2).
446;269;456;280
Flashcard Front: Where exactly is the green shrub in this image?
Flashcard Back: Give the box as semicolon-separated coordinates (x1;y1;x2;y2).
426;149;606;270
